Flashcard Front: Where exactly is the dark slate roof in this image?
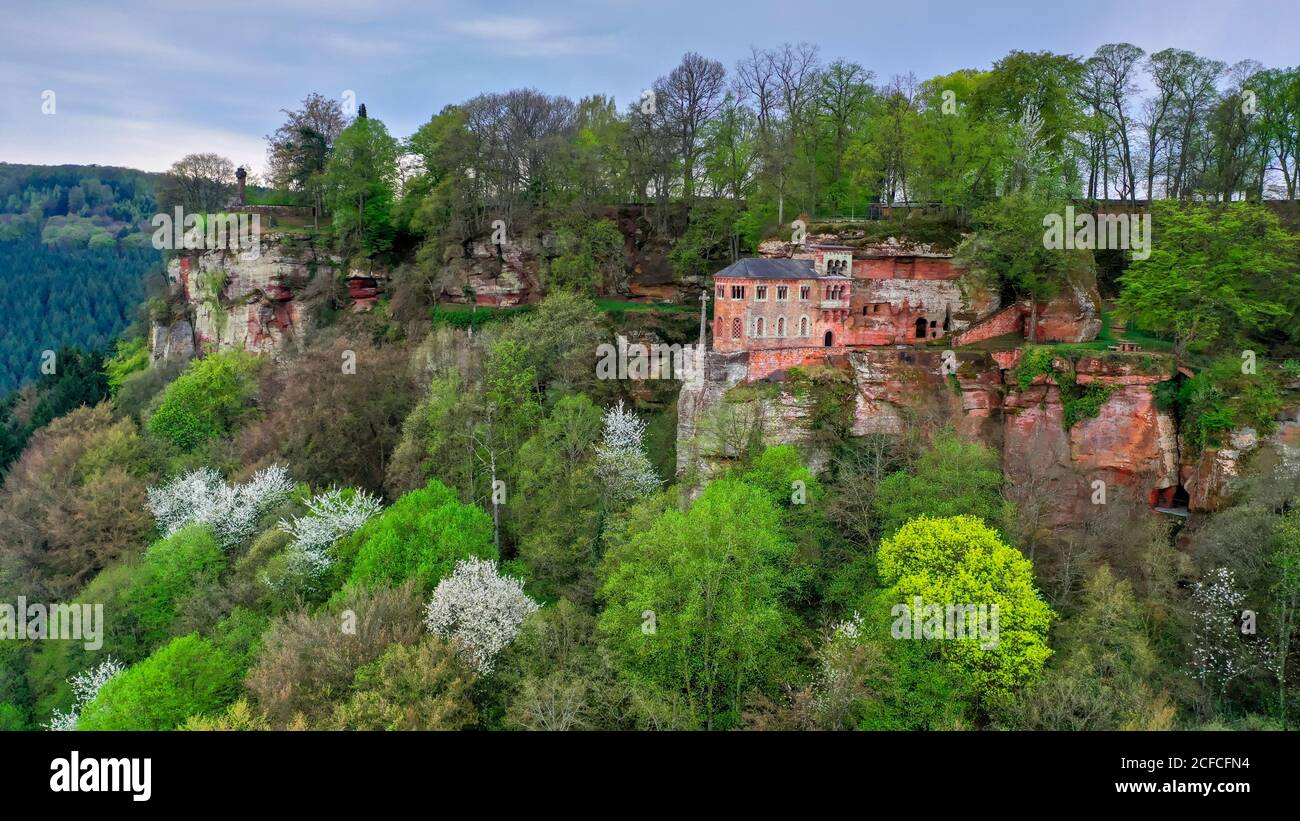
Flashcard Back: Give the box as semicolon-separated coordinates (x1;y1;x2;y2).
714;257;847;280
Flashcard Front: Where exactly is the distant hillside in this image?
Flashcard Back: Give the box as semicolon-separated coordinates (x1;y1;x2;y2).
0;163;164;393
0;162;162;246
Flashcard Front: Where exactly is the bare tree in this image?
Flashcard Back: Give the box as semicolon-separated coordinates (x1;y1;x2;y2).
654;53;728;200
1087;43;1145;202
266;92;349;217
157;153;236;213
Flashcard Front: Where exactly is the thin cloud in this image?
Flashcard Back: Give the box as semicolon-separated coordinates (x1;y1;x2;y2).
447;15;618;57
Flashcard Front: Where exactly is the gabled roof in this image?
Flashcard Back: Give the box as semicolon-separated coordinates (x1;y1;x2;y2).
714;257;848;280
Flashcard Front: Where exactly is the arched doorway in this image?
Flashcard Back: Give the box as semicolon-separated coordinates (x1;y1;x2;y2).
823;330;833;347
914;317;927;338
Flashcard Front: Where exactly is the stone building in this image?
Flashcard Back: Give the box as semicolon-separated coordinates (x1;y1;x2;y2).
711;257;852;354
712;241;995;380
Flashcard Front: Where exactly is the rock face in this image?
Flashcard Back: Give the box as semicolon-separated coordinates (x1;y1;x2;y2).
677;346;1184;528
954;285;1103;347
1002;378;1179;524
439;237;542;306
154;233;340;360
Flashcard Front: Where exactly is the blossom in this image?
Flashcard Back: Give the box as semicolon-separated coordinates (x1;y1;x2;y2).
424;557;540;673
44;657;124;731
147;464;295;549
277;487;383;573
594;400;660;505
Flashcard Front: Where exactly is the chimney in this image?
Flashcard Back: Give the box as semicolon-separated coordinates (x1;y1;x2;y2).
235;166;247;206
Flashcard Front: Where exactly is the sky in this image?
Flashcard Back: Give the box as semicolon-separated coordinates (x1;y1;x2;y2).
0;0;1296;174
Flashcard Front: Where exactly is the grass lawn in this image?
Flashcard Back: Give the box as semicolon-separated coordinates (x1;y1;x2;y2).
594;298;697;313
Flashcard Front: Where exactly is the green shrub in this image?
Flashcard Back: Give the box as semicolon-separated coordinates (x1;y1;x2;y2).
0;701;28;730
77;634;243;730
104;337;151;396
1162;355;1282;453
147;351;261;450
340;479;495;591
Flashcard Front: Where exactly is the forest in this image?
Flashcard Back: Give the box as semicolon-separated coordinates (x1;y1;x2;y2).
0;39;1298;733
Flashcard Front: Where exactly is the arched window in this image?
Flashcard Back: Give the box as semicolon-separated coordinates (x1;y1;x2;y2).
915;317;927;338
755;317;764;337
776;317;786;336
731;317;742;339
799;316;809;337
823;330;834;347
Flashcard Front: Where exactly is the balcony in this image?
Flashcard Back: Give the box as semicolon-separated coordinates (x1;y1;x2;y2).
819;299;848;310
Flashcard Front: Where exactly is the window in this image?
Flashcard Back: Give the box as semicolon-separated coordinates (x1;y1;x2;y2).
731;285;745;299
777;285;788;301
799;285;810;301
799;316;809;337
776;317;786;337
731;317;742;339
755;317;764;336
716;285;725;299
755;285;767;301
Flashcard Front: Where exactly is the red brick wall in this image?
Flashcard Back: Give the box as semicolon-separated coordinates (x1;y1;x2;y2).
954;303;1025;346
852;257;961;281
713;275;850;353
746;346;849;380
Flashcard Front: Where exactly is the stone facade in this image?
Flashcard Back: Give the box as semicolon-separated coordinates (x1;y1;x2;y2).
714;242;1005;380
711;258;851;360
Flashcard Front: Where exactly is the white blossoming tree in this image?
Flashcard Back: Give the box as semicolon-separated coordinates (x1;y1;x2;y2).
424;557;540;673
594;400;659;507
1189;567;1270;699
147;464;295;549
277;487;383;573
44;657;124;731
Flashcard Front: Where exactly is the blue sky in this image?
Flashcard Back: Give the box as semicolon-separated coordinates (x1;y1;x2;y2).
1;0;1295;173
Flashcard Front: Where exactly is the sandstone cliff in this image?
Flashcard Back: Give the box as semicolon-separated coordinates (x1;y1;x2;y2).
676;346;1188;528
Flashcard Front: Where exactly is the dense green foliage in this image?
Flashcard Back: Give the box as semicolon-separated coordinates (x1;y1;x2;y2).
341;480;496;592
597;479;797;729
77;634;243;730
2;41;1299;735
0;232;155;395
147;351;261;451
